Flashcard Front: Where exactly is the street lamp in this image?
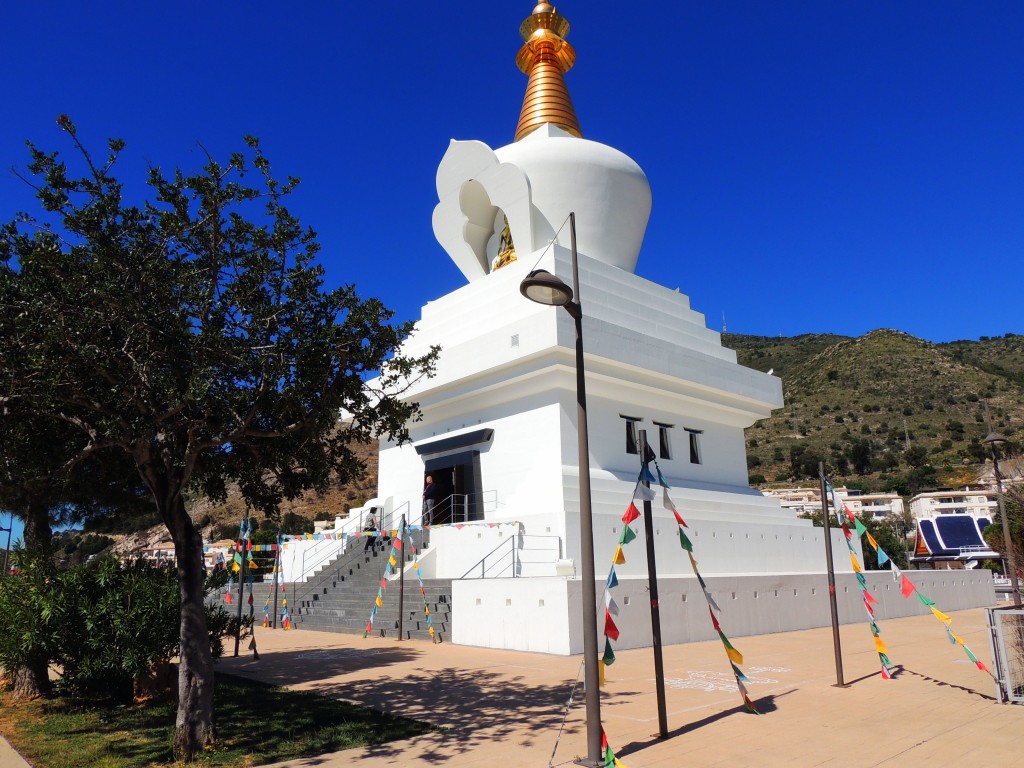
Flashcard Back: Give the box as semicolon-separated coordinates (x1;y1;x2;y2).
520;212;603;767
984;432;1021;606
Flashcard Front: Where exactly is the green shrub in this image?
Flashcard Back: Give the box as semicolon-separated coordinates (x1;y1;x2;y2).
0;555;234;703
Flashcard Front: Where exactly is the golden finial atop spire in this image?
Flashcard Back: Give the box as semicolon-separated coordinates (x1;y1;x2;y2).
514;3;582;141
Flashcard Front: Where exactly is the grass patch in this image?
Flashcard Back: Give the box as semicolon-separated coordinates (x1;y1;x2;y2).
0;673;435;767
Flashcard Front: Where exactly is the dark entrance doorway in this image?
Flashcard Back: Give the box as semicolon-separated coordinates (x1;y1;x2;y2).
423;451;481;525
415;429;492;526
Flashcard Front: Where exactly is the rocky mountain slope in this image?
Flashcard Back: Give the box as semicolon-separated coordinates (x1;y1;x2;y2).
725;330;1024;490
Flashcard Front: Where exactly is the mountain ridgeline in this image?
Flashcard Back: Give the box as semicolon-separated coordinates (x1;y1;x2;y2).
723;330;1024;492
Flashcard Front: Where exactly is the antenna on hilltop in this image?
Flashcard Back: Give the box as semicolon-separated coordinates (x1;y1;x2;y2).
722;312;727;334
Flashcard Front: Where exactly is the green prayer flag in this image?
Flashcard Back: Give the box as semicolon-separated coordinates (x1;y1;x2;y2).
603;638;616;666
619;525;637;545
917;592;936;607
678;528;693;551
854;518;868;536
964;646;979;663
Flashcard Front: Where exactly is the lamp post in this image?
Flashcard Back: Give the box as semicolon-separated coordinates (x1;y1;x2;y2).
520;212;602;767
984;432;1021;606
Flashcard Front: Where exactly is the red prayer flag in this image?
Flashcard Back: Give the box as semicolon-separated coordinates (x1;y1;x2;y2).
673;509;688;528
900;575;915;598
622;503;641;524
394;539;403;550
604;610;620;641
709;606;721;632
863;589;879;605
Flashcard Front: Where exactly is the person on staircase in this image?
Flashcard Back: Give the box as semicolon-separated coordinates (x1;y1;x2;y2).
362;510;379;555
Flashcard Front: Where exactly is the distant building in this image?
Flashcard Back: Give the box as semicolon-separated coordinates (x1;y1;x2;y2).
839;490;905;521
909;489;997;522
761;486;905;521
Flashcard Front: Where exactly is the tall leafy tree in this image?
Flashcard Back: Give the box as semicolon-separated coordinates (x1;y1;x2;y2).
0;119;436;755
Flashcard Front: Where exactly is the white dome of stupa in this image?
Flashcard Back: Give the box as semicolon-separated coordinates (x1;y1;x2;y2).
432;2;652;281
494;124;651;273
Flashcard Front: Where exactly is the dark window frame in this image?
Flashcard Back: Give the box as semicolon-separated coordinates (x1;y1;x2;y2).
621;415;641;455
654;421;673;460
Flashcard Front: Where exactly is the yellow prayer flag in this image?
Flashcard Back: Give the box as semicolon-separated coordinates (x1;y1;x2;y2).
726;647;743;665
615;760;628;768
930;606;952;624
874;636;888;654
375;595;383;608
389;555;397;567
866;533;878;549
850;554;862;573
953;634;965;645
613;545;625;565
424;606;430;615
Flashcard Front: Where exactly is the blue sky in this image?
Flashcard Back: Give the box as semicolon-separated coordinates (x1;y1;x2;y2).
4;2;1022;347
2;2;1022;544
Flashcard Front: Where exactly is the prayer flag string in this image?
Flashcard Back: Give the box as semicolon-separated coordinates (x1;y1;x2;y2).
826;481;897;679
655;462;758;713
364;536;402;637
406;528;438;643
832;490;992;677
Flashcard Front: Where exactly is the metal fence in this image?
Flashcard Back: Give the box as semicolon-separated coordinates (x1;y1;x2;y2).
987;606;1024;704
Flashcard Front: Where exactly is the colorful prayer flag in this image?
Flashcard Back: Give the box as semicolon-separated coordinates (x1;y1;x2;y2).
603;638;616;666
604;610;620;641
900;575;916;597
622;503;641;524
606;568;619;589
678;528;693;551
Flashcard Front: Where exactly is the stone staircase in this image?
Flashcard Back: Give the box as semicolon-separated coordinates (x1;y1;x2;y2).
218;529;451;643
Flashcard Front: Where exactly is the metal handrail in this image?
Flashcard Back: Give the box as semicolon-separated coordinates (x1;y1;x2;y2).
459;536;517;579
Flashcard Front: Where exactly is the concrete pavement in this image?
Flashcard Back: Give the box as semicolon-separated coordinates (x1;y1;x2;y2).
218;607;1022;767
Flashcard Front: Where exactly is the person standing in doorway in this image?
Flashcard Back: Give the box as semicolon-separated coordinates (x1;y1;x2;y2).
422;475;437;524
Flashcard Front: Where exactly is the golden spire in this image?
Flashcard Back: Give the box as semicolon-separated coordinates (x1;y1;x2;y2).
514;3;582;141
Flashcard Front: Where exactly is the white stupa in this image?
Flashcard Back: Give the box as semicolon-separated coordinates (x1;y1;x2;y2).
372;3;993;653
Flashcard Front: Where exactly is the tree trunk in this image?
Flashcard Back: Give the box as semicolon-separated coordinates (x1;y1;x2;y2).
10;660;51;699
9;495;52;699
22;494;52;552
164;493;216;758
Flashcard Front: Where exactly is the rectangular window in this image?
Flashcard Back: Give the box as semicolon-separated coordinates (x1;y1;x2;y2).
654;421;673;460
621;416;641;454
686;428;702;464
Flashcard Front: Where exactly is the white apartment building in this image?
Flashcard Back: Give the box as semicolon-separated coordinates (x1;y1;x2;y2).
760;487;905;521
909;489;997;522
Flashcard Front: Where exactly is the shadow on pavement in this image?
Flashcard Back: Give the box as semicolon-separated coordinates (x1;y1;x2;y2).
222;645;423;686
902;667;996;701
617;690;794;758
311;667;588;764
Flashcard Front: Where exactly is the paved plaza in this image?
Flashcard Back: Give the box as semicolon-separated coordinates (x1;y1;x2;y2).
2;607;1018;767
219;607;1019;767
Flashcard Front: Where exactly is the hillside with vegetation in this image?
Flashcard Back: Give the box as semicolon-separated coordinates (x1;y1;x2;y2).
725;330;1024;493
